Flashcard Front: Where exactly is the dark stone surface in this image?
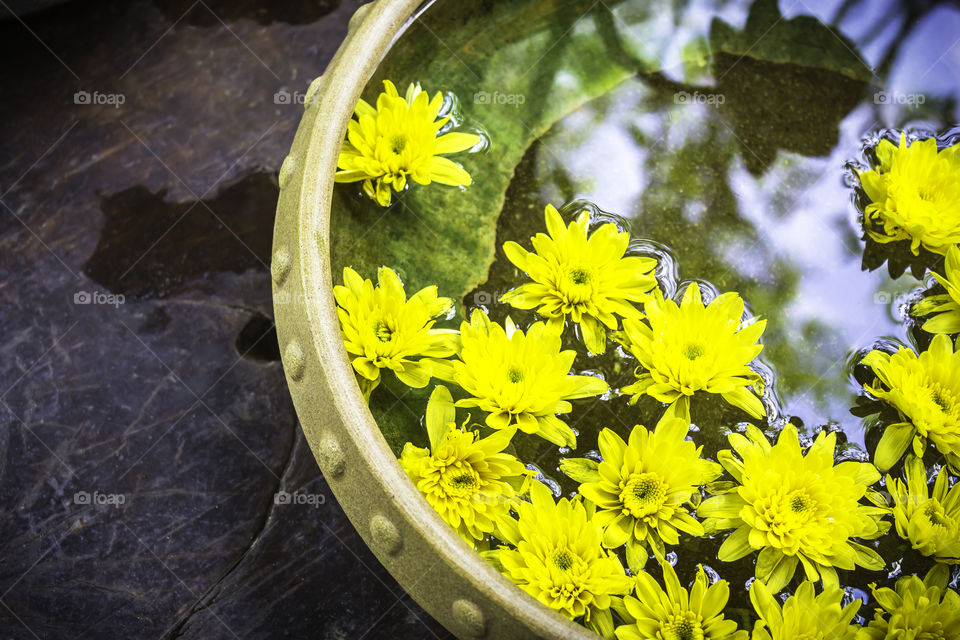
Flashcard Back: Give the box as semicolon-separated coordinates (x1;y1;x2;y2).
0;1;453;638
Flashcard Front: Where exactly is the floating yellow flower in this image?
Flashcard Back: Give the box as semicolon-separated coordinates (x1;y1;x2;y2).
861;333;960;472
438;309;608;448
698;425;886;593
858;565;960;640
617;283;767;419
912;244;960;334
496;481;632;639
334;266;458;397
560;409;721;572
399;386;531;548
749;579;861;640
858;134;960;255
887;455;960;564
614;561;747;640
335;80;480;206
500;205;658;354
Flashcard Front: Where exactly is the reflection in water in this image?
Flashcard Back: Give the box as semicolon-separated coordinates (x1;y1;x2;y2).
461;0;960;614
525;0;960;441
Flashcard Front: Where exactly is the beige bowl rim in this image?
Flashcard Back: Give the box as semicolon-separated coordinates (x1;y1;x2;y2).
271;1;598;638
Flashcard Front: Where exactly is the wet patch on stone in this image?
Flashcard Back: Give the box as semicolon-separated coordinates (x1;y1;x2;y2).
235;312;281;363
84;171;278;300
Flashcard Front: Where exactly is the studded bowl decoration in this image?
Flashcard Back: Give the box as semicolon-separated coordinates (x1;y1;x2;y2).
271;1;593;638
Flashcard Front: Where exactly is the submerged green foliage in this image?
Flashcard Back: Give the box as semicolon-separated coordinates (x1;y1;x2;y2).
330;0;644;303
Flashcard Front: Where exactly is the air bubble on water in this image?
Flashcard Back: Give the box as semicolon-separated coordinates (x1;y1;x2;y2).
438;91;461;126
579;369;606;381
887;559;902;580
701;564;721;584
629;237;679;298
469;127;492;153
846;586;869;607
837;442;869;463
526;463;562;497
614;344;633;362
559;199;606;227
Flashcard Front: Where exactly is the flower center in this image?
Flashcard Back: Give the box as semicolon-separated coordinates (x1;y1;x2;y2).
559;266;596;304
620;472;668;517
683;343;705;360
750;487;826;549
661;612;704;640
552;549;574;571
450;473;477;489
390;135;407;154
923;499;952;527
507;368;524;383
917;186;940;203
929;383;956;414
374;320;394;343
790;493;813;513
439;465;480;498
569;268;591;285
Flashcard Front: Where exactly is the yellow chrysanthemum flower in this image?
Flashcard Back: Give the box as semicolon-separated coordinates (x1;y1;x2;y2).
436;309;608;448
858;565;960;640
560;408;721;572
399;386;532;548
749;579;861;640
335;80;480;206
861;333;960;472
614;561;747;640
698;425;887;593
912;244;960;334
334;266;458;397
887;455;960;564
500;204;658;354
858;134;960;255
496;481;633;639
617;283;767;419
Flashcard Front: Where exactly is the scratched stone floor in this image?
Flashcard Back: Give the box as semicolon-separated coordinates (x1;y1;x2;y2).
0;1;453;638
